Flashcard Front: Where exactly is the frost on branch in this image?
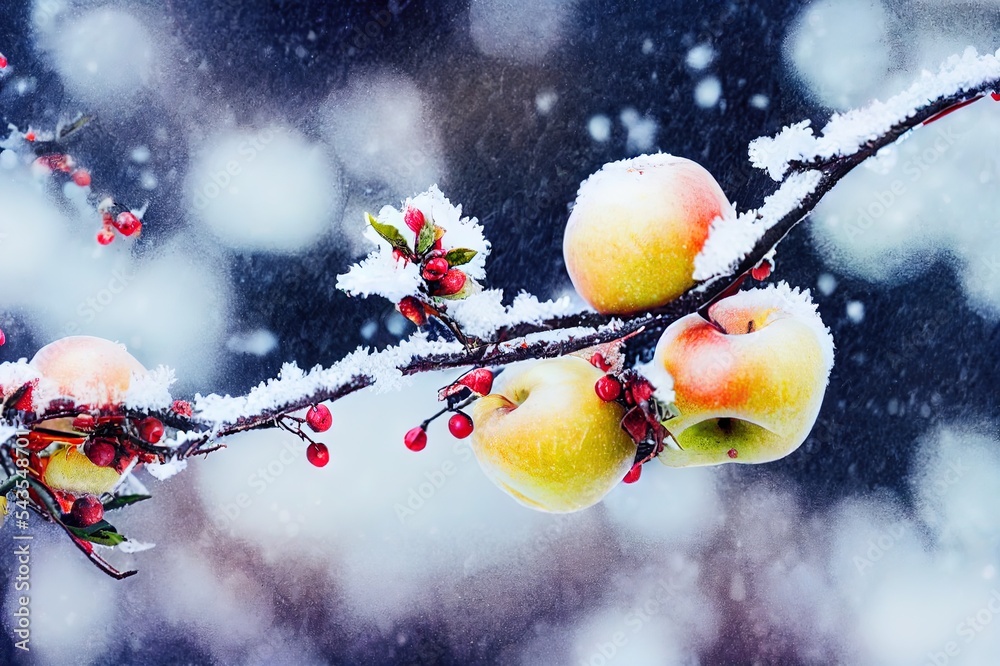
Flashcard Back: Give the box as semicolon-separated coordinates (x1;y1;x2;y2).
750;46;1000;180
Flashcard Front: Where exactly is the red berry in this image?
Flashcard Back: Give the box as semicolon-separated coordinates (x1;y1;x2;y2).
750;260;772;281
0;54;7;69
113;211;142;237
398;296;427;326
96;225;115;245
71;169;91;187
171;399;193;417
595;375;622;402
623;464;642;484
727;448;739;459
404;207;426;234
993;92;1000;102
72;414;96;431
137;417;164;444
306;442;330;467
306;404;332;433
0;327;5;346
422;257;449;281
448;412;474;439
84;438;117;467
24;130;35;142
590;353;611;371
404;426;427;451
457;368;494;396
431;269;467;296
68;495;104;527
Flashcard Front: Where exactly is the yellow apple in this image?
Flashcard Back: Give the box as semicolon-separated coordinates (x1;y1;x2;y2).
471;356;637;513
563;153;735;315
30;335;146;407
42;445;123;496
653;284;834;466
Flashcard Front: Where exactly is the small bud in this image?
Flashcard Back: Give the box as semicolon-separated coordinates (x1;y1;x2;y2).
404;207;426;234
398;296;427;326
727;448;739;459
171;400;193;417
71;169;92;187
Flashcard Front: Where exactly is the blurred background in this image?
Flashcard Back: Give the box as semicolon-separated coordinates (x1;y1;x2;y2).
1;0;999;663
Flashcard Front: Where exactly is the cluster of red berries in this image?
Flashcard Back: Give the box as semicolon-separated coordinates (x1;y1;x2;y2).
391;206;477;326
33;153;92;188
97;209;142;246
404;368;493;451
304;404;332;467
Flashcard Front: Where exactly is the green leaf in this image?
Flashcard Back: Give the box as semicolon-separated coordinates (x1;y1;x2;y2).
103;494;152;512
366;212;412;254
416;221;437;255
67;521;127;546
444;248;478;266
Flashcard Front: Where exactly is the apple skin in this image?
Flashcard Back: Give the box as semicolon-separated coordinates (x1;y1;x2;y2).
470;356;637;513
30;335;146;407
653;284;834;467
42;445;123;496
563;153;735;315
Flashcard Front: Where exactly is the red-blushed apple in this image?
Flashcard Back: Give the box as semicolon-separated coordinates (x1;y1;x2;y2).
30;335;147;407
653;283;834;466
563;153;735;315
470;356;637;513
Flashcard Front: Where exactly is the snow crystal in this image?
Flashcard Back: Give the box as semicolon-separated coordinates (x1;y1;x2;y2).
693;170;821;282
620;108;658;154
187;126;341;254
446;290;578;338
535;90;558;114
337;185;490;302
750;93;770;110
468;0;573;64
191;332;465;427
124;366;176;412
587;114;612;142
226;330;279;357
752;47;1000;181
634;358;676;407
118;539;156;553
694;76;722;108
686;43;715;70
846;300;865;323
817;272;838;296
145;458;187;480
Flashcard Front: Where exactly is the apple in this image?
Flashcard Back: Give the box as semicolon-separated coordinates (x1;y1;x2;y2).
653;283;834;466
43;444;123;496
563;153;735;315
30;335;147;407
470;356;637;513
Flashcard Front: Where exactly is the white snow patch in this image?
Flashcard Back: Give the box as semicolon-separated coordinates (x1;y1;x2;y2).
694;76;722;108
588;114;612;142
226;330;279;357
620;108;658;154
686;43;715;70
468;0;575;64
322;73;444;197
187;126;340;254
124;365;176;412
846;300;865;323
817;272;838;296
447;290;577;338
146;458;188;480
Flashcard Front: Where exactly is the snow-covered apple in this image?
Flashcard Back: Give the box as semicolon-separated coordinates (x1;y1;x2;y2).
653;284;834;466
470;356;637;513
563;153;735;315
30;335;147;407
